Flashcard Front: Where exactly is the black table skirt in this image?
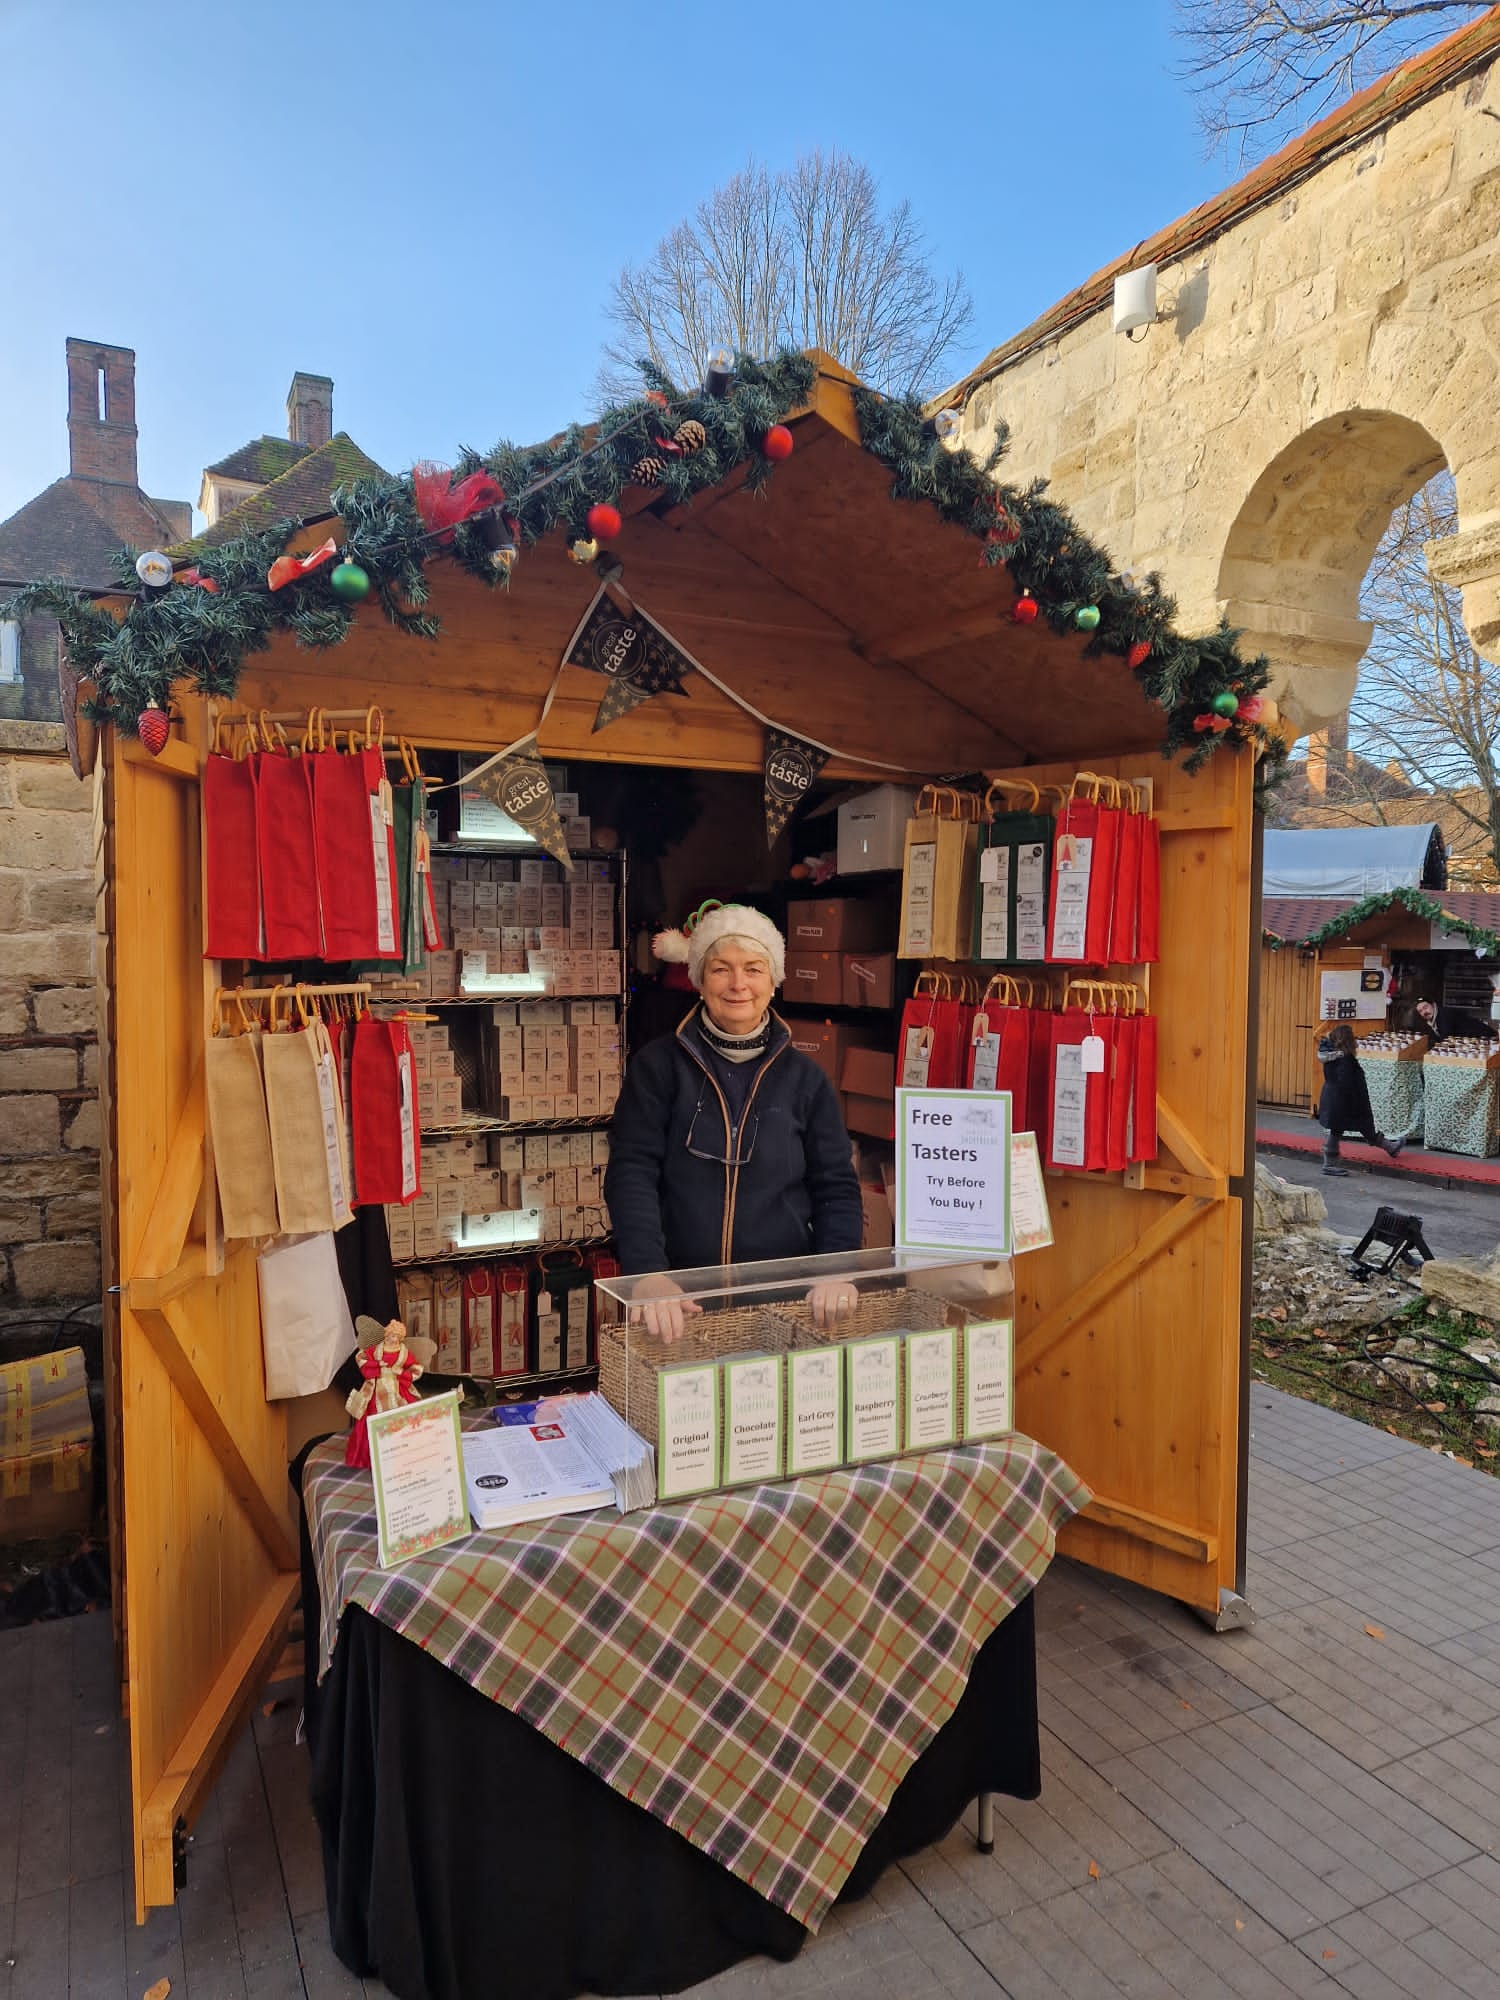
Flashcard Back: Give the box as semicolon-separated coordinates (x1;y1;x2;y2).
297;1459;1041;2000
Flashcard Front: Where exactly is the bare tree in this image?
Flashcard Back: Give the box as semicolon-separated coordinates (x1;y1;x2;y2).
1298;473;1500;880
1175;1;1489;161
599;152;972;403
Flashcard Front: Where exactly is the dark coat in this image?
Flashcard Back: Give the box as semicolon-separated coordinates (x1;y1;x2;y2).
1316;1046;1375;1136
604;1013;863;1274
1422;1005;1496;1045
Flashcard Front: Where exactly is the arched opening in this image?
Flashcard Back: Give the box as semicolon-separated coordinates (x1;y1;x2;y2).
1218;409;1446;735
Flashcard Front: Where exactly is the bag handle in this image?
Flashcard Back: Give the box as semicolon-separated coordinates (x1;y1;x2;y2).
982;973;1021;1009
984;777;1040;818
914;967;953;999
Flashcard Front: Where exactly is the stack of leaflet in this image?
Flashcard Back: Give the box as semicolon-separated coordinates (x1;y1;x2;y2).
463;1391;654;1531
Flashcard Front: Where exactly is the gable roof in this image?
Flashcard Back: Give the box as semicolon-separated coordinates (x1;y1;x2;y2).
203;436;312;485
1264;888;1500;953
0;477;184;590
938;6;1500;407
1264;824;1446;897
178;433;387;553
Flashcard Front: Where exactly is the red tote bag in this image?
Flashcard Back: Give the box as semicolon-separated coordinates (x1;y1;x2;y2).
1107;782;1162;967
1129;1004;1159;1163
311;714;400;963
1047;982;1113;1172
255;721;323;961
965;974;1032;1129
1136;807;1161;965
1047;774;1124;967
897;971;968;1091
202;714;262;960
1024;981;1055;1158
351;1013;421;1205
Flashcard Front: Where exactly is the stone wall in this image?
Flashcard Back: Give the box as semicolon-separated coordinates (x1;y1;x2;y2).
0;721;101;1324
950;50;1500;733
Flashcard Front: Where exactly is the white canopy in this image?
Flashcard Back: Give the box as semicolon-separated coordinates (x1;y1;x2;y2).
1263;824;1446;898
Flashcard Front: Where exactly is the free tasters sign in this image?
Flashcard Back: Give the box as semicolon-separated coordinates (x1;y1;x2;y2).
894;1089;1012;1255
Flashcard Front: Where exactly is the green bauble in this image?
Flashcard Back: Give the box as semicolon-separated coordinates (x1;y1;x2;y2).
1211;688;1239;718
1074;604;1100;631
330;560;371;603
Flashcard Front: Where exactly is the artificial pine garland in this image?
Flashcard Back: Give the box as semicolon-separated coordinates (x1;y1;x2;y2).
0;347;1286;790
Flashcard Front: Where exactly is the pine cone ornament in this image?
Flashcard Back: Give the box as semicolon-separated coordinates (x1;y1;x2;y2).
137;702;170;756
631;455;666;486
674;420;707;456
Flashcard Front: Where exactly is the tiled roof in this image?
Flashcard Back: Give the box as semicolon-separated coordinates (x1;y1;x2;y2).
1263;889;1500;946
939;7;1500;407
176;433;388;553
203;436;311;484
0;477;185;590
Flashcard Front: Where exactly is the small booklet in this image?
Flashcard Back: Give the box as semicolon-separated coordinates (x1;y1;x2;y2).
465;1391;653;1528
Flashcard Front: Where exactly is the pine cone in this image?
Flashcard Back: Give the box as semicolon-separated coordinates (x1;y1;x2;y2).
631;455;666;485
674;420;707;456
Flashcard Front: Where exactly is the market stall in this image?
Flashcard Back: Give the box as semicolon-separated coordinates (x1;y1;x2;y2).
24;351;1278;1938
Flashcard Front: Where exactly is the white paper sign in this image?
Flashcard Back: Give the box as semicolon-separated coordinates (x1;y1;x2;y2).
963;1321;1015;1440
904;1329;958;1450
656;1363;720;1500
895;1088;1012;1255
979;846;1010;958
903;841;937;954
1049;833;1093;961
368;1390;469;1569
970;1030;1000;1091
1015;843;1047;961
845;1337;902;1462
1051;1044;1087;1169
1010;1132;1054;1253
722;1355;783;1488
787;1348;843;1476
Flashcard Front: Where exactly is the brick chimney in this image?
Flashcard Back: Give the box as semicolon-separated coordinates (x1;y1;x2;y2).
66;338;138;485
286;372;333;449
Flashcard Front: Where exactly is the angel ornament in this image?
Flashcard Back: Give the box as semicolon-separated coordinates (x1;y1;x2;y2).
344;1315;435;1468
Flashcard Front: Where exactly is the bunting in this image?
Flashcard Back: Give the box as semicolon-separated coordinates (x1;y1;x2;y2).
468;736;574;870
763;727;830;847
563;589;695;731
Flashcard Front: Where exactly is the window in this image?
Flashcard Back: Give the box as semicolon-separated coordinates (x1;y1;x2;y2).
0;620;20;685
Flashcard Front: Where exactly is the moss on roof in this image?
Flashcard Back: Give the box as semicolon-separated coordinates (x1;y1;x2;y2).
174;433;388;554
203;436;313;485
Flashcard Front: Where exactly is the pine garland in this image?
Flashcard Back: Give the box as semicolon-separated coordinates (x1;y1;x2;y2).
1265;886;1500;956
0;347;1286;794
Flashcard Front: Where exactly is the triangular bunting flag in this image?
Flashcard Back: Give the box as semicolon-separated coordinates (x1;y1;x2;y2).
469;738;574;870
763;727;830;847
564;589;695;733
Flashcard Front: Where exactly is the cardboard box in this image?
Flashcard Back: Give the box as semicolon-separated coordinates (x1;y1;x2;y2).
786;898;888;952
842;951;897;1010
844;1092;896;1141
784;951;843;1007
841;1046;896;1099
787;1020;850;1086
838;785;918;875
860;1183;894;1249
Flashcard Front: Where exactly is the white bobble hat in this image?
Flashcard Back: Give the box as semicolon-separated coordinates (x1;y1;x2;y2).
653;901;786;990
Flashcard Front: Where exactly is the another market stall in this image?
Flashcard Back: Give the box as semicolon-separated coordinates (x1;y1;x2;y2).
15;352;1280;1949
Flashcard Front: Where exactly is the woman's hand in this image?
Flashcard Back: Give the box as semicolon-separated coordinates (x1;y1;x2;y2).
629;1273;703;1344
805;1280;860;1330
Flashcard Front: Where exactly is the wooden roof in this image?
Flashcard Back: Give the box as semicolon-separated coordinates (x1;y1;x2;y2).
235;360;1165;780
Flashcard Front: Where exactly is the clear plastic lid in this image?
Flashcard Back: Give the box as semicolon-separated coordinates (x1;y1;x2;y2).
594;1245;1013;1314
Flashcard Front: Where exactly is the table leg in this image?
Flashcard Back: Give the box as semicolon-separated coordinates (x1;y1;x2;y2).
975;1792;995;1854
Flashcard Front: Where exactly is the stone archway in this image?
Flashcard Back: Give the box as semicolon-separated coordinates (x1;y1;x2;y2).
1218;410;1446;732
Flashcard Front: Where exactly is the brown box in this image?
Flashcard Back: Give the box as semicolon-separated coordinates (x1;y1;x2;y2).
787;1020;847;1084
783;951;843;1006
842;951;896;1010
844;1092;896;1141
786;898;888;953
860;1184;894;1249
841;1046;897;1099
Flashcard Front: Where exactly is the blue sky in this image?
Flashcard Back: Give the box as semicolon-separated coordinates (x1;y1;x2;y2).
0;0;1233;526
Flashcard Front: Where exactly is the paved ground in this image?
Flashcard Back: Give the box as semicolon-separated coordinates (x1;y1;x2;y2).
1256;1108;1500;1192
4;1385;1500;1999
1262;1146;1500;1263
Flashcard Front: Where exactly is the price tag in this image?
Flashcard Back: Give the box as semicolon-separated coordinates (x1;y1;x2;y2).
1080;1034;1106;1074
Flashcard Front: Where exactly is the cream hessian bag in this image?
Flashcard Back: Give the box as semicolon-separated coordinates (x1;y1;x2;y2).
204;999;279;1239
261;1006;355;1236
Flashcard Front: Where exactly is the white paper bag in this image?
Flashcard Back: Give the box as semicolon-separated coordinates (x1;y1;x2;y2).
256;1231;357;1400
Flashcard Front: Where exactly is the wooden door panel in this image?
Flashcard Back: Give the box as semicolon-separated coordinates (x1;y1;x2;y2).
107;710;293;1917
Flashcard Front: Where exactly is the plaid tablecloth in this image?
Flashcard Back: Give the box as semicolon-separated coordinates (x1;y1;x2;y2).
304;1429;1089;1930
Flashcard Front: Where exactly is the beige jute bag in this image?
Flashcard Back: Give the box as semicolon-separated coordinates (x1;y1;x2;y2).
205;1025;280;1239
262;1009;354;1236
898;785;982;961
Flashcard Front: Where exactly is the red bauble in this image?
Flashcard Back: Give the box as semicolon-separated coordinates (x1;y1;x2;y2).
763;425;794;462
1012;594;1039;624
587;503;622;543
1236;696;1264;723
137;703;170;756
1126;641;1151;670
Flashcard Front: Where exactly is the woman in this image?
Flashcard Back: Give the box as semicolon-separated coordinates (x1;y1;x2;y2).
1316;1023;1403;1176
605;903;863;1337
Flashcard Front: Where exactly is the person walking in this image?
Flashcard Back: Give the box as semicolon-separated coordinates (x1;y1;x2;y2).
1316;1023;1404;1176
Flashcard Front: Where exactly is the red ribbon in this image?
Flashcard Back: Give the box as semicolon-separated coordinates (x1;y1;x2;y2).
412;464;506;542
267;536;338;592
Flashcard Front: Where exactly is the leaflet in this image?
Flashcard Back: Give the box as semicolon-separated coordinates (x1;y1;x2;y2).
904;1328;958;1450
722;1354;783;1488
656;1362;720;1500
786;1347;843;1476
845;1336;902;1463
463;1415;612;1531
963;1320;1015;1440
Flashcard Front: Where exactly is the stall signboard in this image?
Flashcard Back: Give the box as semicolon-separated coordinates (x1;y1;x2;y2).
1319;968;1385;1021
368;1389;469;1569
895;1088;1012;1255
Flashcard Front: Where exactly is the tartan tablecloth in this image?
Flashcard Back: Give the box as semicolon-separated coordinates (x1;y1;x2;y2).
303;1428;1089;1930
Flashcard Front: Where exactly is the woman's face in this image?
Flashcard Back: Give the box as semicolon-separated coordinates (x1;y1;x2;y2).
700;942;775;1033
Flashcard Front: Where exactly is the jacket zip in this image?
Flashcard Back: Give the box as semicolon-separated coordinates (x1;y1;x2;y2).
676;1017;788;1265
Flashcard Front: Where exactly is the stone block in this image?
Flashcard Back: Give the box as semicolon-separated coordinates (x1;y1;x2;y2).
45;1191;100;1236
1340;234;1405;311
0;987;27;1037
0;807;91;872
1376;134;1453;215
0;1093;59;1157
81;1042;98;1088
25;872;94;927
11;1236;101;1302
0;1200;42;1245
0;1046;77;1092
1421;1255;1500;1323
0;929;95;981
33;985;95;1036
64;1097;101;1152
0;869;23;930
5;1154;100;1197
1270;270;1337;344
11;760;91;812
1085;420;1138;485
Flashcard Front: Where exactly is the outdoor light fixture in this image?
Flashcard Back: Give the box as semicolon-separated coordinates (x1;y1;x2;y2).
1112;264;1158;340
135;549;173;590
930;408;962;443
704;346;735;398
474;508;517;573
